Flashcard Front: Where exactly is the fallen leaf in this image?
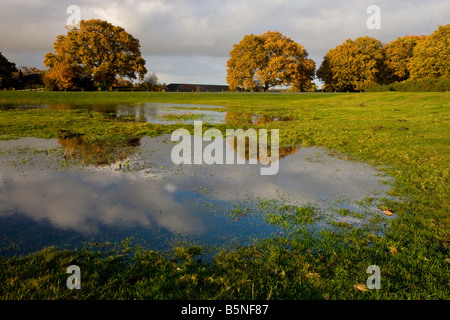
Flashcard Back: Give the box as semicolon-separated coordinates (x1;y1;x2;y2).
389;246;398;255
306;272;320;279
354;284;368;292
383;210;394;216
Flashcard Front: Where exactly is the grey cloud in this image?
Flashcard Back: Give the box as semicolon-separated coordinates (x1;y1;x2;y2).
0;0;448;84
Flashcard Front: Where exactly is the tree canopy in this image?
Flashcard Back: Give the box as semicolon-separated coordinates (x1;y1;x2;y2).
317;36;385;92
43;19;147;90
384;35;425;82
226;31;315;91
0;52;17;88
407;24;450;80
318;25;449;91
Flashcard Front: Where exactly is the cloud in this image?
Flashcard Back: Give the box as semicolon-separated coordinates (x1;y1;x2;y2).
0;135;391;242
0;0;448;84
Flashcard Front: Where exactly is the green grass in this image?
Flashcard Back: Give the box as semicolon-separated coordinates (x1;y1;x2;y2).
0;91;449;299
159;111;206;121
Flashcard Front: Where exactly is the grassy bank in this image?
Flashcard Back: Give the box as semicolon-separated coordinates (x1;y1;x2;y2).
0;91;449;299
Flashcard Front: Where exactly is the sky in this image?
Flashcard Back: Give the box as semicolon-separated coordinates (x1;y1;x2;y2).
0;0;448;86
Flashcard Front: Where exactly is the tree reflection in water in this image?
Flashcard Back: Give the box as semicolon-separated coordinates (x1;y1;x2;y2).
57;130;140;165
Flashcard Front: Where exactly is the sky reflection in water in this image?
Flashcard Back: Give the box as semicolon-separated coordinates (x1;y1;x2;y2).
0;116;394;256
0;103;394;255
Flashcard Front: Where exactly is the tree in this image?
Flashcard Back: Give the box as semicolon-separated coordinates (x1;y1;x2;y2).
0;52;17;88
226;31;315;92
407;25;450;80
142;72;159;91
44;19;147;90
317;36;385;91
43;62;76;91
316;54;334;92
384;35;426;82
114;77;133;88
226;34;266;91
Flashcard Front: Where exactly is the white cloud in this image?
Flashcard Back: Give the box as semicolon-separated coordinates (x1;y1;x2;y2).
0;0;448;84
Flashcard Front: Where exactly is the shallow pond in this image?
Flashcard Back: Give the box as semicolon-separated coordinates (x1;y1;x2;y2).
0;102;296;126
0;102;227;124
0;133;395;256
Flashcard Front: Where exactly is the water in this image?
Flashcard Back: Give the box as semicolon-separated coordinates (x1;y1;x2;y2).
0;102;227;124
0;133;395;256
0;102;295;126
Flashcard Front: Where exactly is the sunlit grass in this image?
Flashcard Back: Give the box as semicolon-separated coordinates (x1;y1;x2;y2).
159;111;206;122
0;91;449;299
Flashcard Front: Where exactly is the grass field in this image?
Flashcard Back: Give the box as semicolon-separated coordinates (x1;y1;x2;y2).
0;91;449;299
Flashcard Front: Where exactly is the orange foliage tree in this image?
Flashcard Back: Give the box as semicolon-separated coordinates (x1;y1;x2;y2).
226;31;315;92
44;19;147;90
42;62;76;90
407;25;450;80
384;35;426;83
317;36;386;92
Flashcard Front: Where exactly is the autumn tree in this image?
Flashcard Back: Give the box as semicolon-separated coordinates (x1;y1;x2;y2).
0;52;17;88
44;19;147;90
317;36;385;91
114;77;133;88
43;62;77;91
384;35;426;82
226;31;315;92
407;25;450;80
317;37;385;91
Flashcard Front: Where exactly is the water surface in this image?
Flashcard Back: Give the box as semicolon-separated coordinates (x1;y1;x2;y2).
0;135;394;256
0;102;227;124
